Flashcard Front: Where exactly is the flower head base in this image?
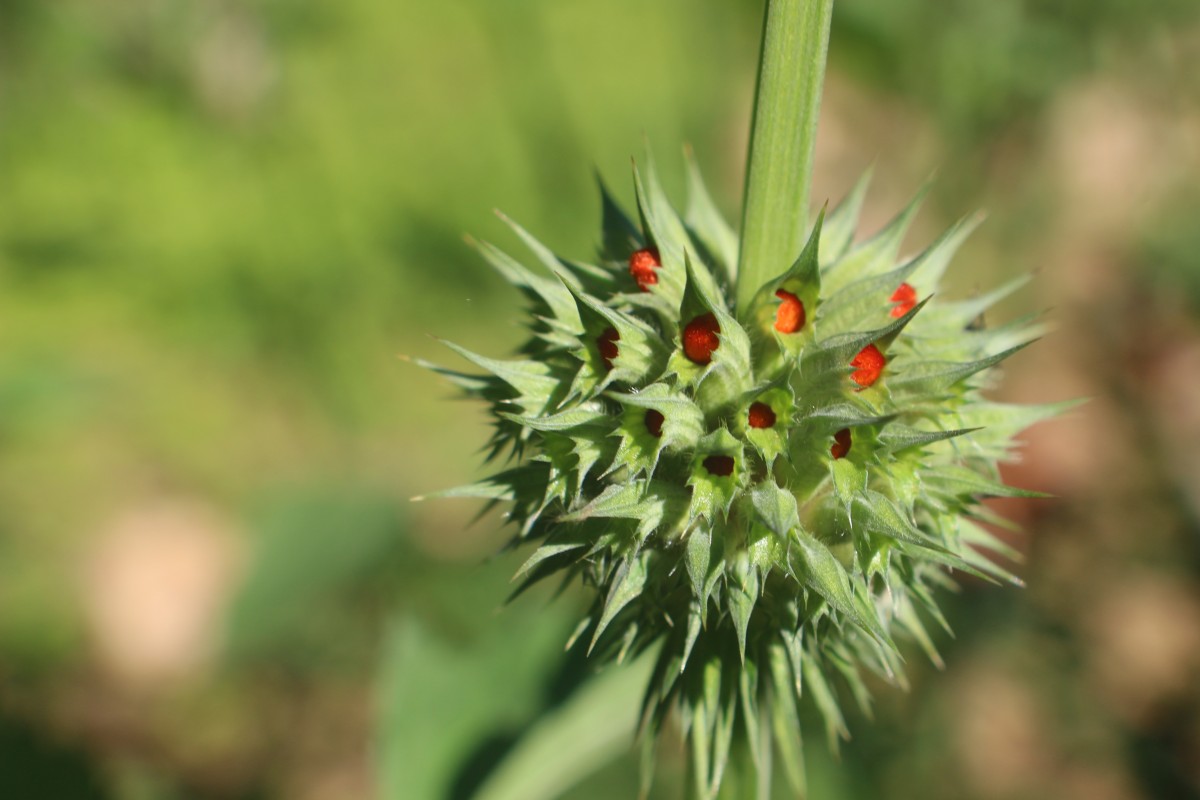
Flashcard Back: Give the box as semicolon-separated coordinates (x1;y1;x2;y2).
421;156;1059;799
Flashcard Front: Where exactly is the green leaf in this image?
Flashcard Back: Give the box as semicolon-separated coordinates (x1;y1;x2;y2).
820;168;872;265
511;541;588;584
686;527;715;604
597;174;645;262
801;653;848;751
562;282;668;384
905;211;984;291
830;457;868;506
935;274;1031;328
738;658;765;780
607;382;706;454
562;481;670;542
702;656;738;799
925;465;1049;500
768;642;806;796
378;611;573;800
729;556;760;664
590;552;650;653
631;157;689;313
684;145;739;283
748;211;824;356
790;529;890;645
471;236;582;335
750;481;800;538
440;341;559;403
822;180;930;294
413;464;548;503
878;425;981;453
893;592;944;669
228;490;404;659
851;490;940;549
500;402;609;432
471;654;656;800
816;258;922;334
888;341;1035;395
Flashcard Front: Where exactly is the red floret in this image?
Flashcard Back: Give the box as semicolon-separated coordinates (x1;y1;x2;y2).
850;343;886;388
628;248;661;292
890;282;918;318
596;327;620;371
644;409;664;438
748;402;776;429
682;313;721;365
830;428;852;459
774;289;806;333
702;455;735;477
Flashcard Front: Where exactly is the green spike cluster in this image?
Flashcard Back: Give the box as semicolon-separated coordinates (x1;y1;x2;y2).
420;152;1063;797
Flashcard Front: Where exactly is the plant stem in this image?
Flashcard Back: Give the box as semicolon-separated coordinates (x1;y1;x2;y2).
736;0;834;315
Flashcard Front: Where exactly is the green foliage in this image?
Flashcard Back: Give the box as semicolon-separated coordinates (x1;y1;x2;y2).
226;488;407;663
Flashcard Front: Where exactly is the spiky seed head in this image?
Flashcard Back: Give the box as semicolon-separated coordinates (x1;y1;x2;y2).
420;153;1062;799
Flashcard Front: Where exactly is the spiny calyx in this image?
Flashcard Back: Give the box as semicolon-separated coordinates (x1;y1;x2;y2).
420;152;1063;799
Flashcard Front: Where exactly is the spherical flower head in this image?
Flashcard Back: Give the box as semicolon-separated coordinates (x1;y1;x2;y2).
423;157;1057;798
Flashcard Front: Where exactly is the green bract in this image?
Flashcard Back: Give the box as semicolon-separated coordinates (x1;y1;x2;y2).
422;154;1061;798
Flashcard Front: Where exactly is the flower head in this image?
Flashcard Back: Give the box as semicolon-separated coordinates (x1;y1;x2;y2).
422;157;1056;798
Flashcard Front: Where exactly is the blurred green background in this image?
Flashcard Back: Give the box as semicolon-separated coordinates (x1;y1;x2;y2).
1;1;1199;798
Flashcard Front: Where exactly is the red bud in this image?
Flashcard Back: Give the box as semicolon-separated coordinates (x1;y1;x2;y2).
851;343;886;388
890;282;917;318
748;402;776;429
702;454;735;477
596;327;620;371
830;428;852;459
682;313;721;365
628;248;661;292
644;409;664;438
774;289;806;333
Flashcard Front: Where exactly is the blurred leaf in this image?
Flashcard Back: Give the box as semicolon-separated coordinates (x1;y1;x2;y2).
225;487;405;660
471;654;653;800
377;611;575;800
0;712;109;799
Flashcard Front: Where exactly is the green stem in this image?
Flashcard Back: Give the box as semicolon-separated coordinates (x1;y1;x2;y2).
736;0;834;315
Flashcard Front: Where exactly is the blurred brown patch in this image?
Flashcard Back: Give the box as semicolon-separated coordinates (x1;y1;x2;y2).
82;500;245;689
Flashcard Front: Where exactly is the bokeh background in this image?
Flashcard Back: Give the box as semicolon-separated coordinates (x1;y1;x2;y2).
1;1;1199;798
